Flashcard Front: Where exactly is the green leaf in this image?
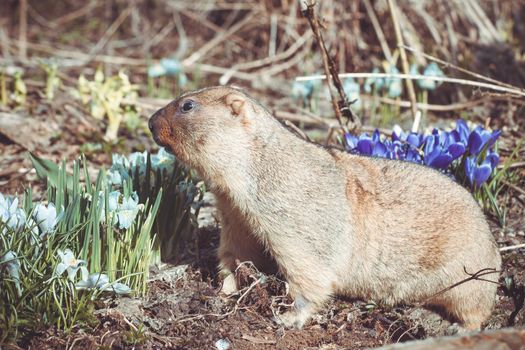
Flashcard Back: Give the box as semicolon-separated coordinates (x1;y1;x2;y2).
29;153;73;191
29;152;59;186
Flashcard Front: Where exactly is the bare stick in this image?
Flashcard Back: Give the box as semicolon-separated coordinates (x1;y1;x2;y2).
417;267;501;306
296;72;525;98
401;45;525;92
52;1;99;27
18;0;27;61
219;31;311;85
283;120;313;143
501;180;525;197
269;14;277;57
387;0;418;121
362;0;392;62
302;1;360;135
500;244;525;252
183;11;257;66
499;161;525;170
88;5;133;59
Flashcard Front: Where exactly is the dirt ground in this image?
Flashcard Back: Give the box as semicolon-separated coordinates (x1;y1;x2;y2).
0;173;517;349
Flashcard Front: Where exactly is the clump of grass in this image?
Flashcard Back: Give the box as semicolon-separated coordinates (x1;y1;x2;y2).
0;148;201;344
105;147;204;261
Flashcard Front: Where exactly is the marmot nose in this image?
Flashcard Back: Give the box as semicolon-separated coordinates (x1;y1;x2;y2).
149;109;163;132
148;116;155;132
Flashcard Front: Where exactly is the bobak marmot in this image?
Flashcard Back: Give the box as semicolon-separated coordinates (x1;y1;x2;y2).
148;86;501;330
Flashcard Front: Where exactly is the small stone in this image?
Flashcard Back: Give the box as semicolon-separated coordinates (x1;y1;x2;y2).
215;338;231;350
445;323;460;336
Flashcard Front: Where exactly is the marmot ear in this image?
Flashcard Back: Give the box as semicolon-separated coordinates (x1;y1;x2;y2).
225;93;246;117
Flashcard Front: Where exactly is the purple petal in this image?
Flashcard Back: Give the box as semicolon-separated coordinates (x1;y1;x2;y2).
372;142;388;157
488;130;502;149
455;119;470;143
486;152;500;169
468;129;484;155
464;157;476;185
357;139;373;155
405;149;422;163
450;130;461;143
448;142;466;160
425;147;453;169
406;133;422;147
473;163;492;187
344;133;358;149
372;129;381;143
439;131;450;147
391;132;401;142
424;135;437;156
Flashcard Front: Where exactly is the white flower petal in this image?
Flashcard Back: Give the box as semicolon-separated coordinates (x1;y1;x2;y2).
80;266;89;281
55;262;68;276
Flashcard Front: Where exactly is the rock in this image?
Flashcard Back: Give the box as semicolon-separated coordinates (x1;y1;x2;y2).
407;307;452;337
0;111;54;151
149;264;189;284
215;338;231;350
373;328;525;350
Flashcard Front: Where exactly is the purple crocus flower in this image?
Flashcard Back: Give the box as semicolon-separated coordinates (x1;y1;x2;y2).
454;119;470;144
405;148;422;163
372;141;388;157
357;135;374;155
423;130;466;169
346;129;423;163
344;133;358;151
424;141;453;169
465;152;500;188
392;128;424;148
344;119;500;190
468;126;501;156
345;131;382;156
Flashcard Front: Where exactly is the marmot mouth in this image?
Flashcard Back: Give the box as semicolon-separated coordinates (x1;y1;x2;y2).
164;146;176;155
151;133;164;147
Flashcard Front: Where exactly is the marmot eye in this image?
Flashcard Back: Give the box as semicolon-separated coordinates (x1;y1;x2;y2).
181;100;196;113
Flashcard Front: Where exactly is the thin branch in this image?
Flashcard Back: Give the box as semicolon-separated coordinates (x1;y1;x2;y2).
219;31;312;85
52;1;100;27
387;0;418;121
362;0;392;62
301;1;361;135
283;120;313;143
416;267;501;306
87;5;133;60
183;11;258;66
500;244;525;252
498;161;525;170
501;181;525;197
401;45;525;92
18;0;28;62
296;73;525;98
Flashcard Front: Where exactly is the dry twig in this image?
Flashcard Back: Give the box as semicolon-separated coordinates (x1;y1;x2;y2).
297;72;525;98
18;0;27;62
417;267;501;306
387;0;418;122
301;1;361;136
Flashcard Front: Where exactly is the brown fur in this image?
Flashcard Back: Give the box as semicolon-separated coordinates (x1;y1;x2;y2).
149;86;502;330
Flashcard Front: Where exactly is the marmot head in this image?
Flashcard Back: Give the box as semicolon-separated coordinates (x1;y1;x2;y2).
148;86;268;183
